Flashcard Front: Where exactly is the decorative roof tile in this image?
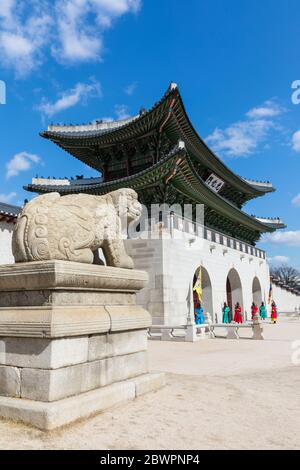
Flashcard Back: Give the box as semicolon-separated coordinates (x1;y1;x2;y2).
0;202;21;221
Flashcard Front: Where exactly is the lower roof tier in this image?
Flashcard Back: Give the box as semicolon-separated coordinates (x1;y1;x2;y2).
25;143;285;246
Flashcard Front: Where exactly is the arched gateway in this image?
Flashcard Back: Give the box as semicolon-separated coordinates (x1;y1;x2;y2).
193;266;213;320
226;268;243;312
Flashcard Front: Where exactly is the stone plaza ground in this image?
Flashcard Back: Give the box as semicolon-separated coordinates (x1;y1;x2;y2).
0;316;299;450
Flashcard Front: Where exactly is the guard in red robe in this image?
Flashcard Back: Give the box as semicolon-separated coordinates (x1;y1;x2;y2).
234;302;243;323
251;302;258;320
271;301;278;324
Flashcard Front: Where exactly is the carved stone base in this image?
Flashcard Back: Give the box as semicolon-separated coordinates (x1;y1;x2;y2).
0;261;164;429
0;373;165;430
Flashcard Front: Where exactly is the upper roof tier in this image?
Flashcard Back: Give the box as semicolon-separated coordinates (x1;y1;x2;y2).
41;83;274;203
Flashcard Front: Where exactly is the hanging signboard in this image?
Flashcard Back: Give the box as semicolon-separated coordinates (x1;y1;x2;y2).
205;173;225;193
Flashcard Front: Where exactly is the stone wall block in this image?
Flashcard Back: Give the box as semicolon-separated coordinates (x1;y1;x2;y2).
0;336;89;369
21;351;148;402
0;366;21;398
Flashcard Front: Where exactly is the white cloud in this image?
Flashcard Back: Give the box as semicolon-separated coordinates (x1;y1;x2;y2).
206;99;284;158
292;194;300;207
54;11;103;63
0;32;36;75
268;255;290;265
0;0;141;75
246;100;284;119
0;0;16;23
0;1;52;76
54;0;141;63
115;104;130;120
0;192;17;203
125;81;138;96
206;119;274;157
263;231;300;247
52;0;141;62
37;81;102;117
93;0;141;16
292;130;300;152
6;152;41;179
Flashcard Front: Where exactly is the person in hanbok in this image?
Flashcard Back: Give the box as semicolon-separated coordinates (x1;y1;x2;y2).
195;302;205;325
234;302;243;323
251;302;258;320
271;301;278;324
259;302;267;320
222;302;231;324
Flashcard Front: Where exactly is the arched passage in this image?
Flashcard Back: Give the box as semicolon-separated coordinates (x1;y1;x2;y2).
226;268;243;312
193;266;213;319
252;277;262;305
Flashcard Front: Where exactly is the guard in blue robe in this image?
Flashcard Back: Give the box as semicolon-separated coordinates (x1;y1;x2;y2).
222;302;231;323
259;302;268;320
195;303;205;324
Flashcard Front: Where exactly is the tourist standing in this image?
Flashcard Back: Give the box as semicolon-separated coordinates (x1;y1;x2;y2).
259;301;267;320
271;301;278;324
195;302;205;325
222;302;231;324
251;302;258;320
234;302;243;323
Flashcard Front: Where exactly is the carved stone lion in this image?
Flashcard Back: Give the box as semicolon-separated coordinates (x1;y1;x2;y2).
12;189;142;269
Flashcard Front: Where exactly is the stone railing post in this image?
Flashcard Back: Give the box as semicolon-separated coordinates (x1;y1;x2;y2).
252;312;264;340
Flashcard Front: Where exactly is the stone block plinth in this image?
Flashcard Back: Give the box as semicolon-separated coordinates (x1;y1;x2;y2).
0;261;165;430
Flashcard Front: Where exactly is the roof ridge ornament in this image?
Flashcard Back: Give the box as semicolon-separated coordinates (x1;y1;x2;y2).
241;176;273;188
254;215;283;221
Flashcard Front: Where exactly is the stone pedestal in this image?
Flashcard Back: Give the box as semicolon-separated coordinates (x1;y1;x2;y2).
0;261;165;430
226;326;239;339
252;314;264;340
185;325;198;342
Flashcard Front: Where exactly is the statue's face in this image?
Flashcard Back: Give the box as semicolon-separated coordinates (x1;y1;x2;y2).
126;191;142;222
111;189;142;223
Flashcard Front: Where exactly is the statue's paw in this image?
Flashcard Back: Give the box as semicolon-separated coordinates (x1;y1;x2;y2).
119;255;135;270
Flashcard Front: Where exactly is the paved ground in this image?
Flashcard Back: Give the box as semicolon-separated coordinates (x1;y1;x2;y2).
0;316;299;450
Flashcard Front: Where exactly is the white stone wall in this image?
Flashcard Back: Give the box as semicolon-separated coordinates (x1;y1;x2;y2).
0;221;15;264
126;229;270;326
272;284;300;314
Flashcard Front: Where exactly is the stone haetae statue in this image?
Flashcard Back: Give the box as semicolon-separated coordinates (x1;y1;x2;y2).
12;189;142;269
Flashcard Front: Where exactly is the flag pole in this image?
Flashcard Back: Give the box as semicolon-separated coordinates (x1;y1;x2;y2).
186;282;194;325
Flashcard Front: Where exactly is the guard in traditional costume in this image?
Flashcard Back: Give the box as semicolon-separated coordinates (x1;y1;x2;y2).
195;302;205;325
259;302;267;320
234;302;243;323
271;301;278;324
222;302;231;324
251;302;258;320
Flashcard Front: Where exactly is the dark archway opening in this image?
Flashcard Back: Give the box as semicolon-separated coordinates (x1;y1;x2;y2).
252;277;263;305
226;268;243;313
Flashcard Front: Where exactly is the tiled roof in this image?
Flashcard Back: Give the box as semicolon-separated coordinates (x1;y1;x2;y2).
0;202;21;219
41;83;274;198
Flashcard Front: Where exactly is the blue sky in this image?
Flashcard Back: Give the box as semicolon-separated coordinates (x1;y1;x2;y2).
0;0;300;268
